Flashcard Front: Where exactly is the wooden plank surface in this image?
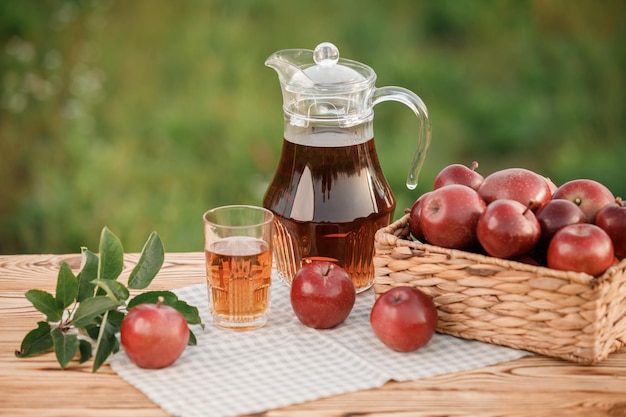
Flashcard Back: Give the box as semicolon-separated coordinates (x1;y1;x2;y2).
1;253;626;417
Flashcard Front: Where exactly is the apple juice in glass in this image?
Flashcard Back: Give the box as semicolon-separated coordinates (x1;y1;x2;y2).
203;205;274;330
263;42;431;292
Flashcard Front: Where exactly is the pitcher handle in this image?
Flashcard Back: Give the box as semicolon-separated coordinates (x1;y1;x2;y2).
372;86;432;190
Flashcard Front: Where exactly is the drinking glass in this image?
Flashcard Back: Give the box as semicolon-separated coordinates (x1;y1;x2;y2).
203;205;274;330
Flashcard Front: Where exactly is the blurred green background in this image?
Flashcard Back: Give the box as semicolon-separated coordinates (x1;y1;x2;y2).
1;0;624;254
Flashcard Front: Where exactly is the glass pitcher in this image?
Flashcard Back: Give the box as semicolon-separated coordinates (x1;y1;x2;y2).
263;42;431;293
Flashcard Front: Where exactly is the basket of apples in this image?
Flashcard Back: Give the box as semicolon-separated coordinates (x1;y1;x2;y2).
374;162;626;364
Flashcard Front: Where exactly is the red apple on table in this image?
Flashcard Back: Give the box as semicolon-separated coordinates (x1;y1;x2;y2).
535;199;587;248
476;199;541;259
120;299;190;369
370;286;438;352
478;167;552;210
290;261;356;329
595;197;626;259
408;191;431;242
433;161;484;191
547;224;614;276
420;184;486;250
551;179;615;223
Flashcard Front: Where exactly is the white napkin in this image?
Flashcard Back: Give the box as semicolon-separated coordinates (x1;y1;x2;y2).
110;271;529;417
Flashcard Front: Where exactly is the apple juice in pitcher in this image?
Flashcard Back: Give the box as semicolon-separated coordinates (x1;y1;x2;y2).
263;124;395;292
263;42;432;292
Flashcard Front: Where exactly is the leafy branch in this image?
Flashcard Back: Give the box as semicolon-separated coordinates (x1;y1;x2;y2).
15;227;203;372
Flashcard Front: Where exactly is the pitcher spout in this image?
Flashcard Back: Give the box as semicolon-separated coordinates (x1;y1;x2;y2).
265;49;316;88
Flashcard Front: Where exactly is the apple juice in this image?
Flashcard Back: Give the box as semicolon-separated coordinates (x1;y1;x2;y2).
263;125;396;293
205;236;272;330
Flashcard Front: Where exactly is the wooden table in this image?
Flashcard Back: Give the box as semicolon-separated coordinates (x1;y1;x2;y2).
1;253;626;417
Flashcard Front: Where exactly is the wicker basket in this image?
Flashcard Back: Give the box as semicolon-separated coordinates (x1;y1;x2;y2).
374;213;626;364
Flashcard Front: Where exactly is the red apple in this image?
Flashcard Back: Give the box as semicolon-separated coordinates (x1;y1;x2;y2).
544;176;559;195
547;224;614;276
420;184;486;250
512;253;543;266
290;261;356;329
408;192;431;242
370;286;437;352
433;161;484;191
596;197;626;259
535;199;587;248
478;168;552;210
120;299;190;369
552;179;615;223
476;199;541;259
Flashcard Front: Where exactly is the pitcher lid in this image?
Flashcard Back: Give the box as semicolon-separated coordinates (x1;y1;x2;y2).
266;42;377;125
266;42;375;91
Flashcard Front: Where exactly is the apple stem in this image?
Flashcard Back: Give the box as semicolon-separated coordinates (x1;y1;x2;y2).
524;200;536;214
617;196;623;207
157;296;165;307
470;161;479;171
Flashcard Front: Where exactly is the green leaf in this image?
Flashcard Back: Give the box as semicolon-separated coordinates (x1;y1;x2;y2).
106;310;125;328
127;232;165;289
15;321;53;358
51;328;79;369
127;290;178;310
188;330;197;346
127;291;204;327
72;296;120;328
77;248;99;302
25;289;63;322
78;339;92;363
172;300;203;326
92;314;120;372
84;324;100;341
56;261;78;309
93;279;130;303
98;227;124;280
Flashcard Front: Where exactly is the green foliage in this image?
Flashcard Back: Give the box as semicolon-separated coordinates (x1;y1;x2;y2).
0;0;624;254
127;232;165;289
98;228;124;281
56;262;78;309
15;227;203;371
76;248;98;302
51;327;79;369
17;322;53;358
24;289;63;322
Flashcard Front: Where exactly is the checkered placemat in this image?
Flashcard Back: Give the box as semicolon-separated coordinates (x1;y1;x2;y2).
109;271;530;417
